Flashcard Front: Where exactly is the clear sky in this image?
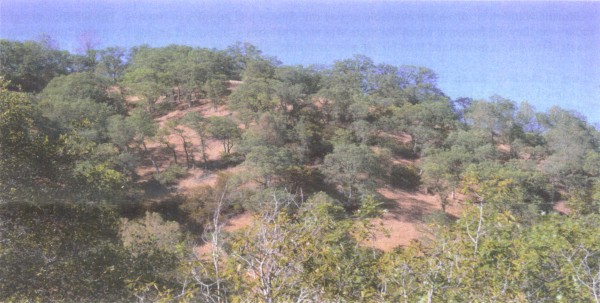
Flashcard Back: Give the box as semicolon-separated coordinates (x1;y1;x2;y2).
1;0;599;124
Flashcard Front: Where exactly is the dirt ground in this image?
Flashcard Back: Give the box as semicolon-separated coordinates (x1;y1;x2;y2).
136;98;467;252
135;100;234;181
194;212;254;258
366;187;464;251
136;93;567;253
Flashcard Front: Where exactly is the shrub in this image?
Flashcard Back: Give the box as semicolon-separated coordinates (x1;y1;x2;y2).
389;164;420;190
154;164;186;185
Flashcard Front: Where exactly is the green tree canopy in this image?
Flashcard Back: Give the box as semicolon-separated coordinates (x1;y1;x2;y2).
321;143;384;205
95;46;128;82
0;39;71;92
207;116;241;155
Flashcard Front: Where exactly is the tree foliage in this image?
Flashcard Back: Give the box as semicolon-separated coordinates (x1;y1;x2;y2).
0;39;71;92
321;144;384;204
2;40;600;302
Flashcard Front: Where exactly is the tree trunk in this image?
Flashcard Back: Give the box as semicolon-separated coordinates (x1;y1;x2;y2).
188;143;195;168
441;195;447;213
165;142;177;164
212;98;219;111
199;136;208;170
178;133;193;168
412;138;419;154
182;141;191;168
142;141;160;173
224;139;233;155
348;186;353;205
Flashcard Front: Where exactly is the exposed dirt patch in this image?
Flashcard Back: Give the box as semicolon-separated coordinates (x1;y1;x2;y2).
194;212;253;258
176;168;215;189
223;212;253;232
367;187;464;251
497;144;511;154
194;241;213;258
176;165;246;192
135;101;235;182
132;92;471;253
124;93;141;104
391;157;419;167
381;132;413;145
228;80;242;91
553;200;571;215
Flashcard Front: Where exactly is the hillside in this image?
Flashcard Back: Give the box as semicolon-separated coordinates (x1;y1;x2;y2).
132;80;573;252
125;80;471;251
2;40;599;302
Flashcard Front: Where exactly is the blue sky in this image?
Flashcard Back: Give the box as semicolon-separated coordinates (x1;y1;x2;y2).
1;0;599;124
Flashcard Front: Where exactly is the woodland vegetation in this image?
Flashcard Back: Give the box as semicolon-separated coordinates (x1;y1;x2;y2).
1;39;599;302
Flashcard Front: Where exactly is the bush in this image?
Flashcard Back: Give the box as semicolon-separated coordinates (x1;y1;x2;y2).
120;211;183;257
219;152;244;167
377;136;417;159
281;165;327;194
154;164;186;185
389;164;420;190
0;202;130;301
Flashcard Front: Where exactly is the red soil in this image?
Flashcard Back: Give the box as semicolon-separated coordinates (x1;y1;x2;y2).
135;100;235;182
553;200;572;215
194;212;254;258
365;187;464;251
137;91;568;254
